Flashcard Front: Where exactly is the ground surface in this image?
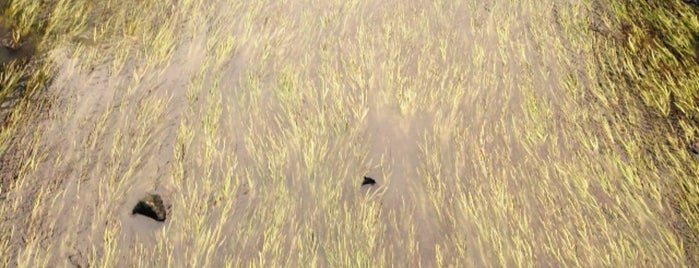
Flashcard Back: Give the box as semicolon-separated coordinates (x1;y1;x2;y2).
0;0;697;267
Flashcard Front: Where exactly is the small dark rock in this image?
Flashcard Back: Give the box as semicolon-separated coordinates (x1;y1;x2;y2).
132;194;167;222
362;176;376;186
690;142;699;155
68;251;86;268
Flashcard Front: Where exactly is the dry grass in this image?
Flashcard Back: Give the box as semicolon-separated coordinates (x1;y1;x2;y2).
0;0;697;267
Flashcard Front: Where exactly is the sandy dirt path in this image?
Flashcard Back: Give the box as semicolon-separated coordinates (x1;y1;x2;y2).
0;0;691;267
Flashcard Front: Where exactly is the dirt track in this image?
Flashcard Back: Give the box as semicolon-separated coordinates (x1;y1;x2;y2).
0;0;693;266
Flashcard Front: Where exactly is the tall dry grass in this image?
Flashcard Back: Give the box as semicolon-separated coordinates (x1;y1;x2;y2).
0;0;697;267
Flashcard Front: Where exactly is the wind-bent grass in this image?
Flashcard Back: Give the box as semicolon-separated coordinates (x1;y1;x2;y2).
0;0;697;267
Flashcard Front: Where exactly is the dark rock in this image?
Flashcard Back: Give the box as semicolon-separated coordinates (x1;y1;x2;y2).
132;194;167;222
362;176;376;186
68;251;86;268
691;142;699;155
